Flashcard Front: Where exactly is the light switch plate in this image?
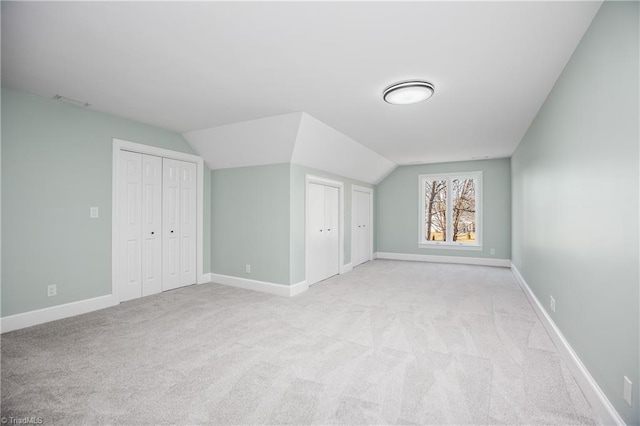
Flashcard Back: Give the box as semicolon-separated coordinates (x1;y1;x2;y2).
90;207;99;218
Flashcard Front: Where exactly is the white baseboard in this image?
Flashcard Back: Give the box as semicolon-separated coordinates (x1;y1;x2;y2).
289;280;309;297
375;251;510;268
373;252;378;259
208;273;309;297
511;264;624;426
197;273;210;284
341;263;353;274
1;294;117;334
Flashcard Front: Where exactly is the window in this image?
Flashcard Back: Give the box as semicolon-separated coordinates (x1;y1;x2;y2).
419;172;482;249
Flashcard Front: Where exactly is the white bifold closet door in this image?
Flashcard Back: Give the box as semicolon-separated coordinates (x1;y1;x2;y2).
118;152;196;302
162;158;197;291
307;182;340;286
119;152;163;302
352;189;371;268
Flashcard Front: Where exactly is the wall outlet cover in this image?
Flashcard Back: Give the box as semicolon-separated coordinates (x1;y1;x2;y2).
47;284;57;297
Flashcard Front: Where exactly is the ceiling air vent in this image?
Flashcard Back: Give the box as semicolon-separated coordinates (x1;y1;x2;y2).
53;94;90;108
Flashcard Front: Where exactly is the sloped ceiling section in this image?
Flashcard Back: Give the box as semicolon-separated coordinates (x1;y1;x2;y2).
183;112;303;170
292;114;396;184
183;112;397;184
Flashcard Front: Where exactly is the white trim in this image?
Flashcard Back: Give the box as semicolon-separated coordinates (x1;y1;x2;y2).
112;139;206;305
511;264;625;426
209;273;308;298
372;252;378;259
419;171;483;248
342;263;353;274
289;280;309;297
418;243;483;251
351;185;374;267
1;295;117;333
376;252;510;268
305;175;345;285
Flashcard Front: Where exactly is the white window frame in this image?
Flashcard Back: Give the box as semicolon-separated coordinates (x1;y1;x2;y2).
418;171;483;250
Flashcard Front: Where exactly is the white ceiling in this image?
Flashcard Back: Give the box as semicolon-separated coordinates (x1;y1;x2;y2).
1;1;601;165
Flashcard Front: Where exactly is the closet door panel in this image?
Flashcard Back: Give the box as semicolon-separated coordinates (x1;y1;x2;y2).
360;191;371;265
307;182;325;286
119;151;142;302
141;154;163;296
162;158;182;291
179;161;197;286
324;186;340;278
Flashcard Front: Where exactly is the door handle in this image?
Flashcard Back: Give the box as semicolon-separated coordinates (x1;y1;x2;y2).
151;231;155;235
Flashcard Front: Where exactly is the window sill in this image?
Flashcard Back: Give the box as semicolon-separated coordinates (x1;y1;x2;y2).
418;243;483;251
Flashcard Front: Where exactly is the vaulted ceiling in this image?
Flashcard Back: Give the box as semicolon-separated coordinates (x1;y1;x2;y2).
2;1;601;168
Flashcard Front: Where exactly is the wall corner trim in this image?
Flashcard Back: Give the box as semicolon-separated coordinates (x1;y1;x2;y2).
341;263;353;274
1;295;117;334
376;252;510;268
208;273;308;297
511;263;625;426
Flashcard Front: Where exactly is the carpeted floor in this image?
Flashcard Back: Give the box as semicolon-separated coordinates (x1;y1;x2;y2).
1;260;597;425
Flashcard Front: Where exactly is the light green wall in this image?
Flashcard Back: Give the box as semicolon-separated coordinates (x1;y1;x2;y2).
1;88;211;317
376;159;511;259
211;163;291;284
289;163;374;284
511;2;639;423
211;162;373;286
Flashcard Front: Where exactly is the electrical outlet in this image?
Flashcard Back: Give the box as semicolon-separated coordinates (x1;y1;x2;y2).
550;295;556;312
490;248;495;255
624;376;633;406
47;284;57;297
245;264;251;274
90;206;99;218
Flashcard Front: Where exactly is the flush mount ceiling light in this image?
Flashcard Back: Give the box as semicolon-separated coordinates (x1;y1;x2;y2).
383;80;435;105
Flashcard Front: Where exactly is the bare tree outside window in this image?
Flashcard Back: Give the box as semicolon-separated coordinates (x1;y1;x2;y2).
420;172;481;247
452;178;476;243
424;179;446;241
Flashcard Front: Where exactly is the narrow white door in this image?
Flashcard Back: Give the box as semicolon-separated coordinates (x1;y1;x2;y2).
179;161;197;286
323;185;340;278
141;154;163;296
352;189;371;267
307;182;325;286
119;151;143;302
307;182;340;285
162;158;197;291
162;158;182;291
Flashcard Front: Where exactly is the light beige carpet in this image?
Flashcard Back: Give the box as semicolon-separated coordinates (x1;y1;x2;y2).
1;260;597;425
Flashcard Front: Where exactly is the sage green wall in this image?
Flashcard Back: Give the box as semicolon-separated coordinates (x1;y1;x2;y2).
1;88;211;317
211;163;291;284
289;164;374;284
511;2;639;423
376;159;511;260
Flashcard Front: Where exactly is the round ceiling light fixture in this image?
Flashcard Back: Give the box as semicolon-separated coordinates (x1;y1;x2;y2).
383;80;435;105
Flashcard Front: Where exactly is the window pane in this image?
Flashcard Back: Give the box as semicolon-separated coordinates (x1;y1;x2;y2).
452;178;476;243
424;179;447;241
